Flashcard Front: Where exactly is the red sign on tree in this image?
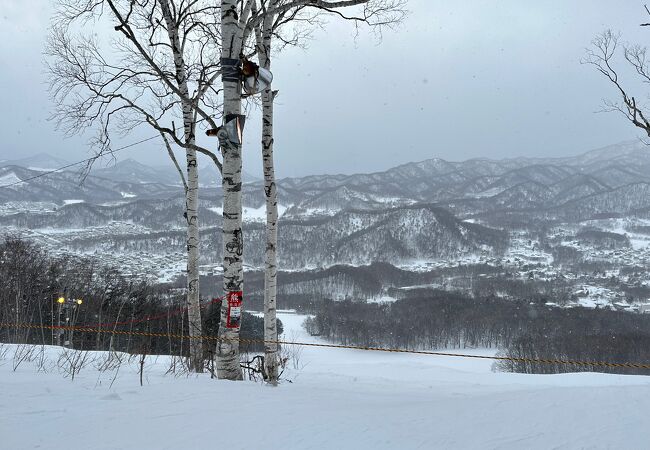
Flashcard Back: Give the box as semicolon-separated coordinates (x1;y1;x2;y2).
226;291;243;329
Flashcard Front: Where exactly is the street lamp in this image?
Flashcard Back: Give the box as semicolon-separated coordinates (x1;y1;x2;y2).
55;296;84;348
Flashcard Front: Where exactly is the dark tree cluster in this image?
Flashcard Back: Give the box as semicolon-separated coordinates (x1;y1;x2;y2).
306;290;650;375
576;228;631;250
0;237;274;360
306;293;527;350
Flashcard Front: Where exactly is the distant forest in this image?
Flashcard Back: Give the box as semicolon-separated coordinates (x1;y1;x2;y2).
305;292;650;375
3;237;650;375
0;237;277;361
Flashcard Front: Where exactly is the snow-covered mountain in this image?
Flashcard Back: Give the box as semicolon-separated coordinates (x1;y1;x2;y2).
0;153;71;171
256;140;650;224
5;141;650;215
5;141;650;273
91;157;259;186
0;165;183;204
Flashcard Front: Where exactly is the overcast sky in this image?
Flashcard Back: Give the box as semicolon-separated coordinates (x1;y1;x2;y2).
0;1;648;178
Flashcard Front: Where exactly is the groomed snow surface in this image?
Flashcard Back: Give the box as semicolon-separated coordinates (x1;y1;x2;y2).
2;312;650;450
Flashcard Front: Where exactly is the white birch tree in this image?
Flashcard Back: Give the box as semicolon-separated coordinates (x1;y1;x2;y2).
214;0;405;381
48;0;225;372
250;0;283;384
215;0;248;380
257;15;281;384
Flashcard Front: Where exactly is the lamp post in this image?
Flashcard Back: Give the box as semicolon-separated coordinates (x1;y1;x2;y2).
55;296;83;348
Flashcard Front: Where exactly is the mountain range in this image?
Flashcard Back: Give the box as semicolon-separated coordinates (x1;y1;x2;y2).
3;140;650;267
0;153;259;188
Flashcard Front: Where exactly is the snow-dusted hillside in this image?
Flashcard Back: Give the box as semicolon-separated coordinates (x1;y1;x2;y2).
2;312;650;450
6;143;650;304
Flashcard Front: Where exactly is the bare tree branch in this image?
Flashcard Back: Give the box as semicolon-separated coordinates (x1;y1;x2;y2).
160;131;188;192
584;29;650;137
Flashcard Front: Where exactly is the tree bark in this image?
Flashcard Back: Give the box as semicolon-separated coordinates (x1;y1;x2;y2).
257;8;280;384
261;87;279;383
184;123;202;374
160;0;203;373
216;0;245;380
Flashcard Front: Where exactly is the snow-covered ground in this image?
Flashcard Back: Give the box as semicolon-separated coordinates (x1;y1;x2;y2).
208;204;288;222
0;171;24;187
2;312;650;449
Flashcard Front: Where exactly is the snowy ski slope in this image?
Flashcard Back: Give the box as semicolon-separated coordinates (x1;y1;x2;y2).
1;312;650;449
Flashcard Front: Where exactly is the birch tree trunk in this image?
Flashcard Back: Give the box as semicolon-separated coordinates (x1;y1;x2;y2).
216;0;245;380
184;124;202;373
261;88;279;383
257;9;280;384
160;0;203;373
